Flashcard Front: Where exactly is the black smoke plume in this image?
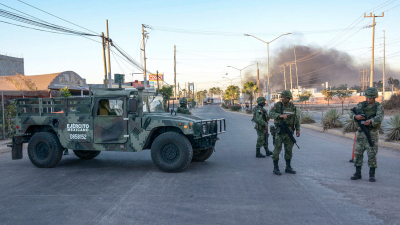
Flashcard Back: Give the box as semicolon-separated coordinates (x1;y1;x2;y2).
243;45;399;91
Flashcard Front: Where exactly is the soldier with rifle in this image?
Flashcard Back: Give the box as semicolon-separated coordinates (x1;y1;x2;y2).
176;97;192;115
269;90;300;175
252;97;272;158
350;87;384;182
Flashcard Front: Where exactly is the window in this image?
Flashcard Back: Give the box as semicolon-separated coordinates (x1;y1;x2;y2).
97;99;124;116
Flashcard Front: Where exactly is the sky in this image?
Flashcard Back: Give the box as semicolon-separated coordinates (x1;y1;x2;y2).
1;0;399;91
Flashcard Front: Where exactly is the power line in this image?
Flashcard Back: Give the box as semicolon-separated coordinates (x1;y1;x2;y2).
16;0;99;35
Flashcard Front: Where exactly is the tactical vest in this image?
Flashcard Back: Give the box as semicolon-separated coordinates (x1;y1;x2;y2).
359;101;380;130
253;106;268;130
274;102;297;127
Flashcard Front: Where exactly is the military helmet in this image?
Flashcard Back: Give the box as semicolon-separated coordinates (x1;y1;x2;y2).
365;87;378;98
179;97;188;104
281;90;293;99
256;97;266;104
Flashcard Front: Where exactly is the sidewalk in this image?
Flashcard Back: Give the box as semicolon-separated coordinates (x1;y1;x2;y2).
0;139;12;154
221;106;400;151
301;123;400;150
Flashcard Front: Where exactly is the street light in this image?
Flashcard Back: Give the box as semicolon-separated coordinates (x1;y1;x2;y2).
244;33;291;111
223;75;241;86
227;64;254;92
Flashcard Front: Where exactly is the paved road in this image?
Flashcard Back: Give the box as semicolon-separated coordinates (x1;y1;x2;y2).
0;105;399;224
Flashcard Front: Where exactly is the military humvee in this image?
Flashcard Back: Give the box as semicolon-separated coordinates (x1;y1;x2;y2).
11;87;226;172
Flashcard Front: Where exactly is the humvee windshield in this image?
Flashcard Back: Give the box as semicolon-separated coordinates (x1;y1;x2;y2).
142;94;164;113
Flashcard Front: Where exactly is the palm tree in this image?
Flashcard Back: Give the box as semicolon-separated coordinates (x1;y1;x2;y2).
225;85;240;105
243;81;259;110
215;87;222;95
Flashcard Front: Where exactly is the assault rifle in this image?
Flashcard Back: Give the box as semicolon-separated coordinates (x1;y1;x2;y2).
264;129;269;146
351;107;374;147
277;121;300;149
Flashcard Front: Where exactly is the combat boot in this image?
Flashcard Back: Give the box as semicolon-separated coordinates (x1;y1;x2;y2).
285;159;296;174
265;148;272;157
369;167;376;182
350;166;362;180
256;149;266;158
273;160;282;175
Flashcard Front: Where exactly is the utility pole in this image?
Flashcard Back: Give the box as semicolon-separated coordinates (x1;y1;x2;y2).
101;32;108;88
362;68;365;93
106;20;112;88
383;30;385;101
156;70;159;93
364;12;384;87
289;63;293;92
174;45;176;98
366;68;370;88
178;82;180;98
142;24;148;88
281;65;287;90
359;69;362;94
257;63;260;97
294;46;299;103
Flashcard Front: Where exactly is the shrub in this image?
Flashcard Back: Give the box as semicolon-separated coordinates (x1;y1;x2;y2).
230;106;241;111
221;104;229;109
385;113;400;141
300;112;316;124
245;109;253;114
322;109;343;130
381;94;400;110
342;117;358;134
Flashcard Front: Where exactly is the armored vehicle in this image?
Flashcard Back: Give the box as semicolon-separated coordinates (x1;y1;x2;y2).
11;87;226;172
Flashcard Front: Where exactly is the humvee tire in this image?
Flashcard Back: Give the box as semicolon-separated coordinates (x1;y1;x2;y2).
192;147;214;162
151;132;193;172
73;150;101;160
28;132;64;168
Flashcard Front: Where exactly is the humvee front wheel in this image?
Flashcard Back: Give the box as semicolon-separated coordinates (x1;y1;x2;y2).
151;132;193;172
192;147;214;162
28;132;63;168
73;150;101;160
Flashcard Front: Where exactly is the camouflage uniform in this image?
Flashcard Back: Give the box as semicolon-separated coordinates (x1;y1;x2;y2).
269;90;300;175
253;97;272;158
350;87;384;182
177;97;191;114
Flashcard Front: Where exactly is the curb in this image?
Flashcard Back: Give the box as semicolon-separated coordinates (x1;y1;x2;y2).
220;107;253;117
301;124;400;151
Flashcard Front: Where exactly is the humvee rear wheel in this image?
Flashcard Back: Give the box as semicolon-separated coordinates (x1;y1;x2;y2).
151;132;193;172
192;147;214;162
28;132;63;168
73;150;101;160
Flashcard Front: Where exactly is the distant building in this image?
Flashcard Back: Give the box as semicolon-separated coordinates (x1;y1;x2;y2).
0;71;89;96
0;54;24;76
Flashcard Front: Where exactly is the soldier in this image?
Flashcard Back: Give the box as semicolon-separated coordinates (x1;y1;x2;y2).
177;97;191;115
269;90;300;175
350;87;384;182
253;97;272;158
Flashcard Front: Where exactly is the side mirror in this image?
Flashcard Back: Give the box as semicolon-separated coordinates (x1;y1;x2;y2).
128;99;138;113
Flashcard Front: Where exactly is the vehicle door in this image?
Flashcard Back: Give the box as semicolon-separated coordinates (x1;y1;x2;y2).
93;97;128;144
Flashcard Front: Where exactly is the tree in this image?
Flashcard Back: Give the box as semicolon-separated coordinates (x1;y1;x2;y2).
60;86;72;97
335;90;353;114
298;91;312;107
224;85;240;105
159;85;174;100
209;87;216;96
321;90;335;106
350;85;361;93
388;76;400;94
215;87;222;95
243;81;259;110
